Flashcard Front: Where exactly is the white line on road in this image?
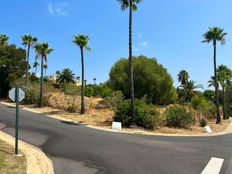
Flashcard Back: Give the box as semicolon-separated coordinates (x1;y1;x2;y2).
201;157;224;174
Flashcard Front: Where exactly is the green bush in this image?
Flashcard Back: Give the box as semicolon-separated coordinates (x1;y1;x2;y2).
114;99;163;129
136;106;163;130
164;105;195;128
104;91;125;110
199;118;207;127
114;100;132;127
191;94;216;118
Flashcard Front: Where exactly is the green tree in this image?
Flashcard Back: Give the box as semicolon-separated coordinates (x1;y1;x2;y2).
73;34;91;114
202;27;227;124
43;64;48;76
0;45;26;97
57;68;76;84
177;70;189;86
34;42;53;107
109;55;177;105
33;61;39;74
21;34;38;85
0;34;9;47
217;65;232;119
117;0;142;123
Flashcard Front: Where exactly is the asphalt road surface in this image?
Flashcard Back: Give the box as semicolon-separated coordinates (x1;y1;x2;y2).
0;103;231;174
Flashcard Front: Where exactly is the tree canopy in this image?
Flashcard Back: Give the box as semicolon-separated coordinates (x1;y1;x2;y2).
0;45;26;97
108;55;177;105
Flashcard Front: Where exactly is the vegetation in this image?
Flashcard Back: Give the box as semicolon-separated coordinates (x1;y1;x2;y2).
164;105;195;129
34;42;53;107
117;0;142;124
202;27;227;124
0;43;26;97
114;99;163;129
73;34;91;114
21;34;38;85
0;140;27;174
177;70;202;102
56;68;76;84
109;56;177;105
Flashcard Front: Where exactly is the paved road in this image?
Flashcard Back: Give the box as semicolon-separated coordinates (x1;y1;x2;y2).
0;103;231;174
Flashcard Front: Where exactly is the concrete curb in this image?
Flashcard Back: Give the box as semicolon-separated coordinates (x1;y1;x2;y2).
0;131;54;174
1;101;232;137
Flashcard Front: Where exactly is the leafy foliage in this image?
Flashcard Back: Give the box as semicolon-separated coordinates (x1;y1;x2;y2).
104;91;125;110
57;68;76;84
0;45;26;97
109;56;177;105
114;99;163;129
164;105;195;128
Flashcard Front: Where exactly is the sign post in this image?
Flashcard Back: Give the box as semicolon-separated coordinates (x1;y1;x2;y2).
8;86;25;156
15;87;19;155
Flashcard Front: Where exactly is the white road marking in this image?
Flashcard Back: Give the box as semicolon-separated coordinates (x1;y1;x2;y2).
201;157;224;174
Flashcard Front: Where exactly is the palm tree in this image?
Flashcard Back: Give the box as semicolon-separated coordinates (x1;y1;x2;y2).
179;80;203;102
34;42;53;107
93;78;96;85
76;76;80;83
73;34;91;114
33;61;39;74
43;64;48;76
57;68;76;84
177;70;189;86
202;27;227;124
0;34;9;47
217;65;232;119
21;34;38;85
117;0;142;123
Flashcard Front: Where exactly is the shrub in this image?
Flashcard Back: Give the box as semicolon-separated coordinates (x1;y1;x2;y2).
136;106;163;130
114;99;163;129
164;105;195;128
104;91;125;110
67;105;76;113
199;118;207;127
114;100;132;127
191;94;216;118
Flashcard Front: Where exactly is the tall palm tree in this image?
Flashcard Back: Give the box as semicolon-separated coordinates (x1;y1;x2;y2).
57;68;76;84
202;27;227;124
177;70;189;86
43;64;48;76
117;0;142;123
73;34;91;114
33;61;39;74
34;42;53;107
0;34;9;47
217;65;232;119
21;34;38;85
76;76;80;83
93;78;96;85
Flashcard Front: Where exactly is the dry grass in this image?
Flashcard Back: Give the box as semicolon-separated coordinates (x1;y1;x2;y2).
0;140;27;174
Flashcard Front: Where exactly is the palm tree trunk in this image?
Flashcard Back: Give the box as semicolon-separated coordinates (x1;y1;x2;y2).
214;41;221;124
25;45;30;85
81;47;85;114
129;0;136;124
222;86;226;119
39;56;44;107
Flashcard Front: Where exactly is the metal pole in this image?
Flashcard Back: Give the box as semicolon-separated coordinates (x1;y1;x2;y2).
15;86;19;155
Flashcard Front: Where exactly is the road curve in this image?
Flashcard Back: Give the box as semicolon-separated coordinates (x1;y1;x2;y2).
0;103;231;174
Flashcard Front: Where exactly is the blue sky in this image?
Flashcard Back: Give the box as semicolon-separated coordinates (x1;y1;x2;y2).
1;0;232;89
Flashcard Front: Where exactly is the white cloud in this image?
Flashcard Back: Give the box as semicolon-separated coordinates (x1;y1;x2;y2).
47;1;69;16
139;41;149;47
